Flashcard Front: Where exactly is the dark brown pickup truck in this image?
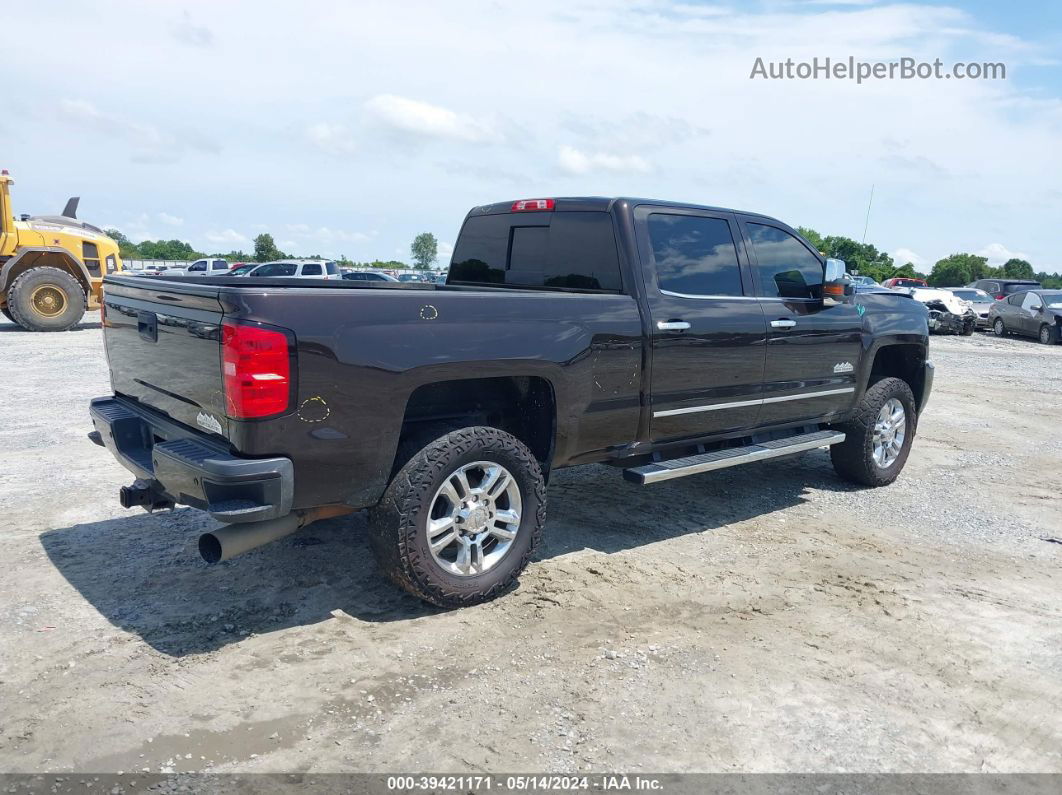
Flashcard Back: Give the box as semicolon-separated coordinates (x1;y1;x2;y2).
90;196;933;606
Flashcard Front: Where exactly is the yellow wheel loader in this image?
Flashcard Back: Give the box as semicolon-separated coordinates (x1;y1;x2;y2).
0;170;123;331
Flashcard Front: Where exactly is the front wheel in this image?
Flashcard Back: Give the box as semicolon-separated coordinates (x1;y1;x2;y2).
6;267;87;331
830;377;917;487
993;318;1006;337
369;426;546;608
1039;324;1056;345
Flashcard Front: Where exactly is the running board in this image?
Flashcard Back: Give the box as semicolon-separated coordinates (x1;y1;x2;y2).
623;430;846;485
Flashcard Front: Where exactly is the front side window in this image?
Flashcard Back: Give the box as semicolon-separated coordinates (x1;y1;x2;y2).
188;260;207;272
647;214;743;297
747;223;824;300
1021;293;1042;310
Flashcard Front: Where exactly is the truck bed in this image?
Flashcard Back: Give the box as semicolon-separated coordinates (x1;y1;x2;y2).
99;273;645;511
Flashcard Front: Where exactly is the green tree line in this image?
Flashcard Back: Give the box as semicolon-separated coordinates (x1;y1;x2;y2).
798;227;1062;289
104;228;425;270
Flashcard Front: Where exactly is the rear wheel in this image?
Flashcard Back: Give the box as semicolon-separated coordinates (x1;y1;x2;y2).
369;426;546;607
830;377;916;487
993;318;1006;337
6;267;87;332
1039;324;1056;345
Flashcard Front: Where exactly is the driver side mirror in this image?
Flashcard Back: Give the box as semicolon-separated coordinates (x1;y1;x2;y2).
823;258;850;297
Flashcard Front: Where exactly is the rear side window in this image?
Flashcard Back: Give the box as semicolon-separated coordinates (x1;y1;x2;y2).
301;263;322;276
747;223;824;300
449;212;622;291
1003;282;1040;295
1007;293;1024;305
647;214;743;297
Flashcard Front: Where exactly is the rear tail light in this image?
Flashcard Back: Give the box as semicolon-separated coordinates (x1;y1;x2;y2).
996;294;1005;300
511;198;555;212
221;321;293;419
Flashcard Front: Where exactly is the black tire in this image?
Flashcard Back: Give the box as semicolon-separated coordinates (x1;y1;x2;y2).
6;267;87;332
1039;324;1056;345
829;377;917;488
962;317;975;336
993;318;1006;337
1;307;20;327
368;426;546;608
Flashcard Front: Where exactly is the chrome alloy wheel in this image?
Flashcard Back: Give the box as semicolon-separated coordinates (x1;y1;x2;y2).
426;461;522;577
872;398;907;469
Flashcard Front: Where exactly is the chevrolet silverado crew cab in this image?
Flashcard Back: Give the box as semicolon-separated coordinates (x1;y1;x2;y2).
89;197;933;607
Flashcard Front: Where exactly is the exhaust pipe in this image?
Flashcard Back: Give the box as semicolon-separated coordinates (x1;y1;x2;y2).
198;505;353;564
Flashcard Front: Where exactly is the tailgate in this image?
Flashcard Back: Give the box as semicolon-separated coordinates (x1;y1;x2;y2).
102;277;230;439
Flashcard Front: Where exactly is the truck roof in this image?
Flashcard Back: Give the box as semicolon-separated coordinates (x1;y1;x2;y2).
467;197;781;223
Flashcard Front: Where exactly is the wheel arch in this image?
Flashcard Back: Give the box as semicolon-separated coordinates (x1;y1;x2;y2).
0;247;92;300
395;375;557;473
861;341;929;410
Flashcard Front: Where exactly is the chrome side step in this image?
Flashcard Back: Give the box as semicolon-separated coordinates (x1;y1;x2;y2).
623;430;846;485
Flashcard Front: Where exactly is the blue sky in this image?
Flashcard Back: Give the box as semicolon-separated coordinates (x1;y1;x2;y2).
4;0;1061;271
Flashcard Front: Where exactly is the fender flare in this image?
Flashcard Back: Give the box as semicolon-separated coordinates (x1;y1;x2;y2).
0;246;93;294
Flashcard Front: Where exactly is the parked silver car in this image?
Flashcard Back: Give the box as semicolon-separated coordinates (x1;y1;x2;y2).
941;287;995;329
989;290;1062;344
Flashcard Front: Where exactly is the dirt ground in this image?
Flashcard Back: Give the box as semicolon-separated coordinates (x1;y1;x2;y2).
0;314;1059;774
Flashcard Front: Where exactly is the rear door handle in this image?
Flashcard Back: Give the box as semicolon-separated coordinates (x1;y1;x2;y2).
770;319;797;329
657;320;691;331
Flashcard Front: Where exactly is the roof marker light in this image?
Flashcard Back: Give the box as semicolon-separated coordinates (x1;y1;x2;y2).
511;198;555;212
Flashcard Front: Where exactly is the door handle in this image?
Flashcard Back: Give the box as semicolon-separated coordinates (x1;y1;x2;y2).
657;320;691;331
770;319;797;329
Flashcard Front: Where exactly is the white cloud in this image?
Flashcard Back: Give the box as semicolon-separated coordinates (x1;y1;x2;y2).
171;11;213;48
977;243;1028;266
364;94;496;143
558;145;651;176
305;123;357;156
58;98;217;164
205;228;249;245
891;247;924;266
157;212;183;226
286;224;370;244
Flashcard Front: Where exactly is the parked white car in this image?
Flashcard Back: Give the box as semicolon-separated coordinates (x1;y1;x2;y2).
227;260;341;279
162;258;231;277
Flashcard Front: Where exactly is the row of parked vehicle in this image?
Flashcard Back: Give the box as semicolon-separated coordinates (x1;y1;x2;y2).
848;274;1061;343
129;258;448;284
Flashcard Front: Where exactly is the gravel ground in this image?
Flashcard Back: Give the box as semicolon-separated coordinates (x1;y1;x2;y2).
0;314;1060;774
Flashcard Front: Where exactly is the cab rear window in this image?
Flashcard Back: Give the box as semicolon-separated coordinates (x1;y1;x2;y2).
449;212;622;292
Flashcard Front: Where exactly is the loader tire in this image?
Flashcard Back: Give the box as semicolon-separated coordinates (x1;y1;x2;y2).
1;307;20;327
6;267;86;332
369;426;546;608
